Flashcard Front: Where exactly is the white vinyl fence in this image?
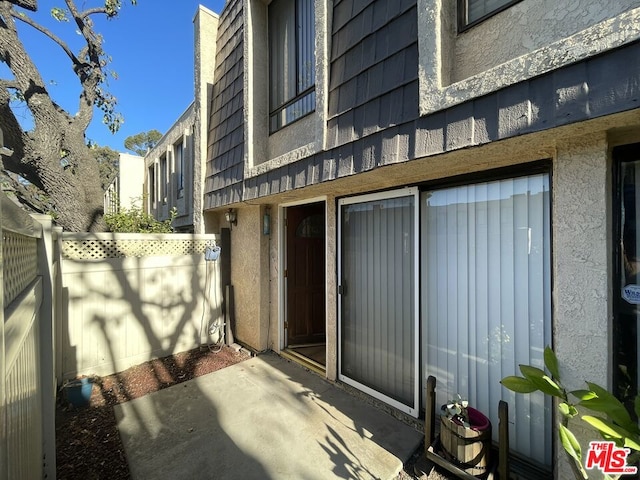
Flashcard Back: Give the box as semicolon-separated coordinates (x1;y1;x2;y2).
1;193;56;480
1;189;224;479
57;232;223;380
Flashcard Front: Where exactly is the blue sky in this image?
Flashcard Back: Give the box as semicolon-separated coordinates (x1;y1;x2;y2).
9;0;226;152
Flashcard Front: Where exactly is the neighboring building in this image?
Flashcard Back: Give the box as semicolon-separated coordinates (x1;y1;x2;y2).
145;5;219;233
202;0;640;477
145;103;197;232
103;152;144;214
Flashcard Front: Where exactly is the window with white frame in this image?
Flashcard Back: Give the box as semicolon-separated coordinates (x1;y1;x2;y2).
175;140;184;198
458;0;524;29
268;0;315;133
336;172;552;470
339;188;420;417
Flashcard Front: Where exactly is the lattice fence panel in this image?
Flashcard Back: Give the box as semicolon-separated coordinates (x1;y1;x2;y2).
62;239;217;260
3;231;38;306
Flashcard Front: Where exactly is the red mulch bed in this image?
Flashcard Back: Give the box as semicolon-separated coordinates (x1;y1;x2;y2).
55;345;250;480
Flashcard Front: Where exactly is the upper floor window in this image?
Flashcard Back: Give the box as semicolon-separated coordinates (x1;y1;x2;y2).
148;164;156;206
458;0;523;30
174;141;184;198
268;0;315;133
159;154;168;204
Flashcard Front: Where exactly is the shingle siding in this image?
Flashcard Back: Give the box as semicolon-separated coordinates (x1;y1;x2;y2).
242;40;640;200
328;2;419;140
206;1;640;207
586;43;639;118
204;0;245;210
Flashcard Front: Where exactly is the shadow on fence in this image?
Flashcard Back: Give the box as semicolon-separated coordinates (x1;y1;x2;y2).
53;232;273;478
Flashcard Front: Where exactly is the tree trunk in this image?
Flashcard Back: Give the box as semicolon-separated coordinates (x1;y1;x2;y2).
0;0;109;231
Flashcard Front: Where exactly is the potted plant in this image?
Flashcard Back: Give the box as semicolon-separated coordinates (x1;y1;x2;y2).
62;375;96;408
440;394;492;477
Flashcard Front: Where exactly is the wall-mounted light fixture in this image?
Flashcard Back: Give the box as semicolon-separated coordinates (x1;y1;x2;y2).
263;207;271;236
0;127;14;157
225;208;237;227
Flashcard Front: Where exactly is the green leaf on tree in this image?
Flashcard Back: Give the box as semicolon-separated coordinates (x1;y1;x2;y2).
544;346;561;380
570;389;597;401
582;415;640;450
500;376;538;393
581;383;634;431
559;423;582;463
50;7;69;21
558;402;578;419
519;365;564;398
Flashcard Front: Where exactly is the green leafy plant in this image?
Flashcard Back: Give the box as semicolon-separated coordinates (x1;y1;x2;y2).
105;204;176;233
501;346;640;479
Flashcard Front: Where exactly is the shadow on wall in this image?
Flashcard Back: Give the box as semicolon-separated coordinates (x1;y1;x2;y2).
58;237;225;381
57;236;272;477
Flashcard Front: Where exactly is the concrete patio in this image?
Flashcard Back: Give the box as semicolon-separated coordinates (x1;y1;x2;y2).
114;353;423;479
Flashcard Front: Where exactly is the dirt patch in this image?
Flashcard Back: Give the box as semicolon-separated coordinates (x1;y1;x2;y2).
55;345;250;480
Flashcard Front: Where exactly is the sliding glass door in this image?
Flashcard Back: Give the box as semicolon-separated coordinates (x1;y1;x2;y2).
338;188;419;416
421;173;552;466
336;175;551;463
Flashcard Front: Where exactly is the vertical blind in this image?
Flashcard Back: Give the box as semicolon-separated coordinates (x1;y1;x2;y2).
268;0;315;131
340;193;417;412
296;0;315;94
421;174;552;466
269;0;296;112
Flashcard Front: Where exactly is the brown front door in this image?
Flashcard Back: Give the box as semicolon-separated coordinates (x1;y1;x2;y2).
286;203;326;345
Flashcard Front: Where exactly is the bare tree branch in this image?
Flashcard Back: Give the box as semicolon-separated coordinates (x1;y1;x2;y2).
0;82;28;169
64;0;104;131
1;172;47;213
0;78;19;90
6;0;36;12
79;7;110;20
11;9;83;68
0;1;61;129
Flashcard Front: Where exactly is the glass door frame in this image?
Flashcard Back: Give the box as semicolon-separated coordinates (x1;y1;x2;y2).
337;187;420;417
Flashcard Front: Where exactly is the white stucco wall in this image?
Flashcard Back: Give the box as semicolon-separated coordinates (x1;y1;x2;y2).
117;153;144;210
553;133;611;479
229;205;271;351
194;5;219;234
325;197;337;381
417;1;640;115
454;0;638;82
553;133;610;389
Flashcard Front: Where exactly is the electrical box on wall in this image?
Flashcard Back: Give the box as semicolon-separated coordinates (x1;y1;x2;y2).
205;245;221;261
